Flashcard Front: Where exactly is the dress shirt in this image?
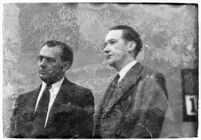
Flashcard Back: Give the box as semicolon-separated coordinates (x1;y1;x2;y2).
118;60;137;82
34;77;64;127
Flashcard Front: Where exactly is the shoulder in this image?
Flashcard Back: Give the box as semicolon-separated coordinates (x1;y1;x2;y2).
15;86;40;103
140;65;165;81
62;79;93;97
138;64;168;99
62;80;94;106
66;80;92;92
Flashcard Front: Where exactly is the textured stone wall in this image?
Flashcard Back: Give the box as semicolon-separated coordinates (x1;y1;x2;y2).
3;3;198;137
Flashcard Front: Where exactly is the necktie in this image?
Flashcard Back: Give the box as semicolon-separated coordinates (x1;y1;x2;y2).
108;74;120;92
104;74;120;106
35;84;51;128
112;74;120;88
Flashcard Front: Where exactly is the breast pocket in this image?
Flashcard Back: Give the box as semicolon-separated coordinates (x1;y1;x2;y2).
51;102;75;122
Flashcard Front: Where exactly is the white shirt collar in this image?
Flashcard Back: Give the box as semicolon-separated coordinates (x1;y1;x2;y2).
118;60;137;82
42;77;65;94
35;77;65;127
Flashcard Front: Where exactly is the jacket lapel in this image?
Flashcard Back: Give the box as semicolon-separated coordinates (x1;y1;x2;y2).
46;78;73;125
102;62;144;116
28;85;41;113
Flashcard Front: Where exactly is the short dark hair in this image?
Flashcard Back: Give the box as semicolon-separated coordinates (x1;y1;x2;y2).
43;40;73;67
110;25;142;57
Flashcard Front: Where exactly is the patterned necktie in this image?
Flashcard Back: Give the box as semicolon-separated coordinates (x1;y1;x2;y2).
35;84;51;128
111;74;120;89
104;74;120;106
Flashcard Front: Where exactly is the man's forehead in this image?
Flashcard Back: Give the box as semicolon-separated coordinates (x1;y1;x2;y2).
40;45;62;56
105;30;123;41
41;45;61;51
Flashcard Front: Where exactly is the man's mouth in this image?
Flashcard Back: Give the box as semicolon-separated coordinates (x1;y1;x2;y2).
107;55;112;59
39;70;47;74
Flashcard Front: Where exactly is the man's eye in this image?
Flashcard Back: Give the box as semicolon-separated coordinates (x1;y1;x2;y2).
37;56;56;63
109;40;116;44
37;56;43;61
46;58;56;63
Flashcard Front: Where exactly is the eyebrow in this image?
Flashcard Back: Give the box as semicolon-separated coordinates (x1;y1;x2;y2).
105;38;116;42
102;39;117;49
38;55;55;60
104;39;117;44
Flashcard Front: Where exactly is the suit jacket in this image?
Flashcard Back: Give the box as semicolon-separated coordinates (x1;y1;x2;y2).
10;78;94;138
93;62;168;138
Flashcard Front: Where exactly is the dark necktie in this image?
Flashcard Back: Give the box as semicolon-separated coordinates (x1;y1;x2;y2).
35;84;51;128
104;74;120;106
111;74;120;89
108;74;120;92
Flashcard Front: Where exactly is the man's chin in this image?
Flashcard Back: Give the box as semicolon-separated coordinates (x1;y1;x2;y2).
39;75;63;84
107;60;119;70
39;75;49;82
107;60;115;66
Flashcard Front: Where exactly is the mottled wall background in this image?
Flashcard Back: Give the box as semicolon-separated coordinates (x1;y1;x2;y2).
3;3;198;137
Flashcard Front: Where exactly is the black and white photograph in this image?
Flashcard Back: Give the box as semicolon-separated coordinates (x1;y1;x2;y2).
2;1;199;138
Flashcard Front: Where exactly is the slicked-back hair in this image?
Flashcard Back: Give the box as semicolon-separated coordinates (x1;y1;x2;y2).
110;25;142;58
42;40;73;67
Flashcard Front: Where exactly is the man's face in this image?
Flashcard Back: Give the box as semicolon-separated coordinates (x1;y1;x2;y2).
38;45;67;83
103;30;129;68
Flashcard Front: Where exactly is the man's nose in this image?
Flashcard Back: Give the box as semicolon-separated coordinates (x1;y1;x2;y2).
103;44;110;54
38;58;47;67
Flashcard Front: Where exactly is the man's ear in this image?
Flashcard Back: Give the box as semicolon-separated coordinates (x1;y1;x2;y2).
62;61;71;72
126;41;136;52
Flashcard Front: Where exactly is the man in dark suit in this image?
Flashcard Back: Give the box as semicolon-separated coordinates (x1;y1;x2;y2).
10;40;94;138
93;25;168;138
